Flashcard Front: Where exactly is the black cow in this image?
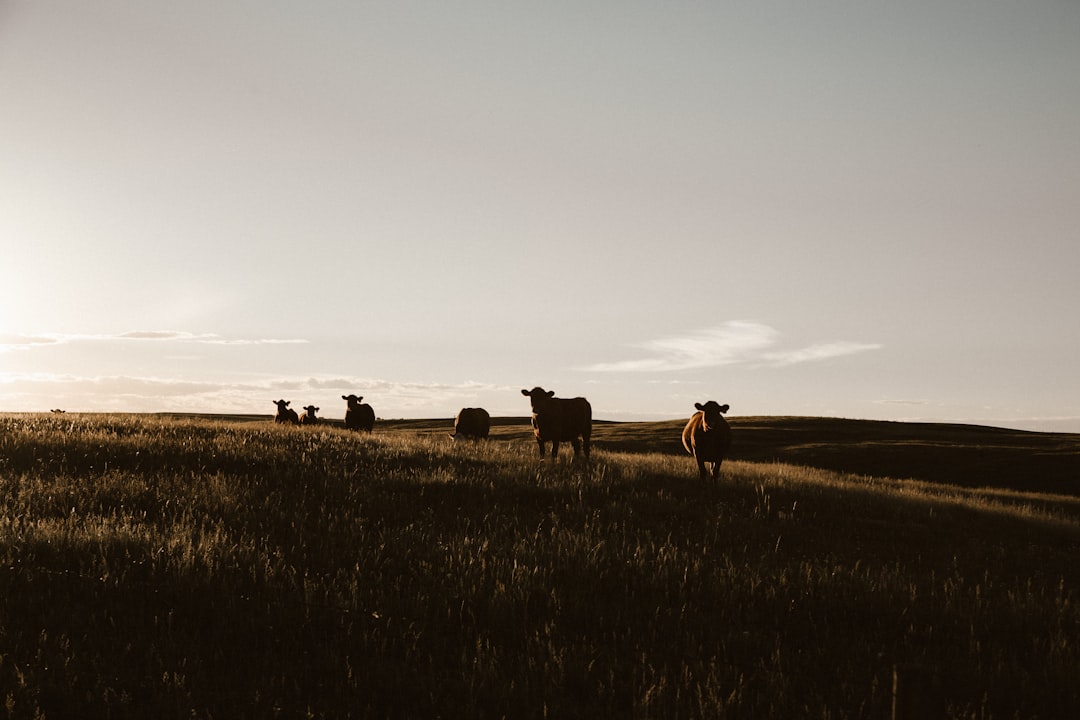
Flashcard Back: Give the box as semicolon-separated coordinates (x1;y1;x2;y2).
520;387;592;460
300;405;321;425
681;401;732;481
342;394;375;432
273;399;300;425
450;407;490;440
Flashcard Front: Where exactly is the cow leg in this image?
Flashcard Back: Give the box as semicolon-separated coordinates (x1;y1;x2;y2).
697;458;708;482
550;440;560;460
711;461;722;481
570;438;581;459
536;438;546;458
582;435;591;458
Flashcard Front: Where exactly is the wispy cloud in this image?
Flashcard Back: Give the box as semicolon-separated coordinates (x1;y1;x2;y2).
0;335;61;351
580;321;881;372
1;331;307;350
762;341;883;367
117;331;214;341
581;322;778;372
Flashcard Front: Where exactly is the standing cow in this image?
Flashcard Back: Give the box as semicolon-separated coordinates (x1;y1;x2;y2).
273;399;300;425
521;387;592;461
682;401;732;481
450;407;490;440
342;394;375;432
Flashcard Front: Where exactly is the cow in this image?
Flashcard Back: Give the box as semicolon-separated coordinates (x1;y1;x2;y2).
342;394;375;432
520;387;592;461
449;407;490;441
681;401;732;481
273;399;300;425
300;405;321;425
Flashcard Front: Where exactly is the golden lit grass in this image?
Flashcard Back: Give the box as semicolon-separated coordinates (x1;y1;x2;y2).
0;414;1077;718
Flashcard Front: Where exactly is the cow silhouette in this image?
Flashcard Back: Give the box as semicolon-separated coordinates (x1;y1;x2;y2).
682;401;732;481
273;399;299;425
342;394;375;432
450;407;490;440
521;387;592;460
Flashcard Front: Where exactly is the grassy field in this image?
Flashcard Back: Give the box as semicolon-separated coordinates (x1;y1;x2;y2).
1;413;1078;718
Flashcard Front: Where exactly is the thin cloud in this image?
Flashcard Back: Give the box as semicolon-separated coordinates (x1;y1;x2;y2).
1;331;307;348
0;335;60;352
762;341;883;367
118;331;212;341
118;331;308;345
582;322;778;372
581;322;881;372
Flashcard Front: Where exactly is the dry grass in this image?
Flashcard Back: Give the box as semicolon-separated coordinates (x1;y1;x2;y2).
1;413;1078;718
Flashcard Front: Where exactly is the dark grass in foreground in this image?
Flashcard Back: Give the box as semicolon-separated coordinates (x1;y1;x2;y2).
1;414;1078;718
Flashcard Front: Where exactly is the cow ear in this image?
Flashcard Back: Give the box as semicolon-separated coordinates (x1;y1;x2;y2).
694;403;704;411
546;390;555;397
719;404;729;413
342;395;348;400
521;389;530;396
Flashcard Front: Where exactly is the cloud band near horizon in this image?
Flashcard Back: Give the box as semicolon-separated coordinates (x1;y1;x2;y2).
0;371;516;415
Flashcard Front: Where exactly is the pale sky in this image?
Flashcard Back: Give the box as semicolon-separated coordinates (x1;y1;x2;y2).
2;1;1079;431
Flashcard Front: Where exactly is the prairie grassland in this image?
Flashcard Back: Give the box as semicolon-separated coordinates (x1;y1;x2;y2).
0;413;1078;719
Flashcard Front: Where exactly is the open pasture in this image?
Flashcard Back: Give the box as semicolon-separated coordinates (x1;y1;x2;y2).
1;413;1078;718
378;414;1080;497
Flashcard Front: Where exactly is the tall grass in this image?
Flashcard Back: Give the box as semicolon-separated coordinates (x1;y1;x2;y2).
1;414;1078;718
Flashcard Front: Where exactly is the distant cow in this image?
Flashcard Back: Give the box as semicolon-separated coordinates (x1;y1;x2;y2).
521;387;592;460
682;401;732;481
342;394;375;432
450;407;490;440
273;399;300;425
300;405;321;425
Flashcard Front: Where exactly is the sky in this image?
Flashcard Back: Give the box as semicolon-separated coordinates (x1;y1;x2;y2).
2;1;1078;431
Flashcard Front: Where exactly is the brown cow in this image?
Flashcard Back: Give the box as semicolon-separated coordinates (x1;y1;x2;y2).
342;394;375;432
521;387;592;460
450;407;490;440
682;401;732;481
300;405;321;425
273;399;300;425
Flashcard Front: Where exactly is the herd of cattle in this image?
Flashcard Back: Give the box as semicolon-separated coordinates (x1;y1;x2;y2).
273;387;733;481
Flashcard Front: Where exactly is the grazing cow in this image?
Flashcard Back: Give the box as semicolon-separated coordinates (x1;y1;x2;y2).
300;405;321;425
342;394;375;432
449;407;490;440
50;408;66;414
273;399;300;425
520;387;592;460
682;401;732;481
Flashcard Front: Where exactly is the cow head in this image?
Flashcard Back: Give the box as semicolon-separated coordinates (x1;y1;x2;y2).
521;387;555;413
303;405;319;415
342;394;364;409
694;401;729;430
273;399;291;411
